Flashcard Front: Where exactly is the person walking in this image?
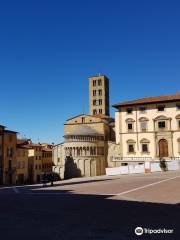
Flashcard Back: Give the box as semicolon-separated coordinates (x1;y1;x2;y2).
50;173;54;186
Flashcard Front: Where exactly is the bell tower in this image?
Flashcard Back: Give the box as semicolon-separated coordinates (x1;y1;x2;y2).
89;75;109;116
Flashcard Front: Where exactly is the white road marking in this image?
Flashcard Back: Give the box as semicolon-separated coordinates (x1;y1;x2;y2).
25;175;180;196
1;173;179;196
26;192;114;195
13;187;20;194
114;175;180;196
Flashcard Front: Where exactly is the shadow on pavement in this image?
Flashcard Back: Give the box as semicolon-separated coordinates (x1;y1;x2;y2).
0;177;120;193
0;186;179;240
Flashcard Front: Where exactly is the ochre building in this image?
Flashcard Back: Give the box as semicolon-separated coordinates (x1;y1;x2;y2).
0;125;17;185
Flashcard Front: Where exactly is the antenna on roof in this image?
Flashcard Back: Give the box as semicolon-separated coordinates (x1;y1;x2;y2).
98;73;101;77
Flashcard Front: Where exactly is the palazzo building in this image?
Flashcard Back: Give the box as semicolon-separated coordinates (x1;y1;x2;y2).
110;93;180;166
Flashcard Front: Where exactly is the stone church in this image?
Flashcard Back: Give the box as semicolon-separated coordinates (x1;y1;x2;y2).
53;75;115;179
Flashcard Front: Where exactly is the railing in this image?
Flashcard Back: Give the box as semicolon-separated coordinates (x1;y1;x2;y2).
112;157;152;162
112;156;180;162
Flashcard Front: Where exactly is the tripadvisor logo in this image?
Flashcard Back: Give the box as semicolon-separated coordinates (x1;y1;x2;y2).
135;227;174;236
135;227;143;236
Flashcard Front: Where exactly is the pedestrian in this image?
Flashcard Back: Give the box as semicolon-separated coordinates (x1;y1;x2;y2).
51;173;54;186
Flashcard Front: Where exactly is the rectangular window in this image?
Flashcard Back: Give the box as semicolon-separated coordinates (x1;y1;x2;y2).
142;144;148;152
93;109;97;115
176;104;180;110
140;122;147;132
99;109;102;114
7;147;13;157
178;120;180;129
93;100;97;106
93;90;96;96
17;161;20;169
98;89;102;96
121;163;128;166
10;147;13;157
157;105;165;111
99;99;102;105
9;135;12;142
22;161;25;168
178;142;180;153
98;79;102;86
139;107;146;113
127;108;133;114
8;160;12;169
158;121;166;128
7;147;10;157
93;80;96;86
128;144;134;153
128;123;133;130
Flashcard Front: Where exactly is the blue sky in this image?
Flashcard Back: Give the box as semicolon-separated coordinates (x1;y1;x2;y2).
0;0;180;143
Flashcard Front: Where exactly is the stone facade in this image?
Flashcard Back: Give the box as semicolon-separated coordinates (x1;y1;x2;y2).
89;75;109;116
0;125;17;185
53;114;115;179
16;140;53;184
52;143;65;179
112;94;180;165
53;74;115;179
16;145;29;184
28;143;53;183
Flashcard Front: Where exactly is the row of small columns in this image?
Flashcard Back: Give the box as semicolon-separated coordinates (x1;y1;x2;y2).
65;146;104;157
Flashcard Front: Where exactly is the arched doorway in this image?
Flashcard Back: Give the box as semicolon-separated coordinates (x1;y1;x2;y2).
159;139;168;157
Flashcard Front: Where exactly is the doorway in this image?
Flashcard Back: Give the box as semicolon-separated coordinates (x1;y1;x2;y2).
159;139;168;157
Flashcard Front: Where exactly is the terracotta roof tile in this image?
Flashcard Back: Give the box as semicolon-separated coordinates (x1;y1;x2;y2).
112;93;180;108
17;145;32;149
42;148;52;152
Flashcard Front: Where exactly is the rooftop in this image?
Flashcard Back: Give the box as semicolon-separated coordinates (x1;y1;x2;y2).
88;74;108;79
64;125;103;137
93;114;114;122
17;139;31;145
112;93;180;108
66;113;114;123
17;145;32;149
42;148;52;152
